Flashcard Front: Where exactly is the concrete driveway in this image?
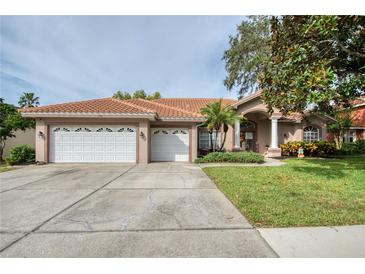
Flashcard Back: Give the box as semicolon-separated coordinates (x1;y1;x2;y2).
0;163;276;257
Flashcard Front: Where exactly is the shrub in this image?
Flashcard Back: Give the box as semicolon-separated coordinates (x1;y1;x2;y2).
5;145;35;165
314;141;337;156
195;151;264;164
280;141;336;156
280;141;303;156
355;139;365;153
337;140;365;155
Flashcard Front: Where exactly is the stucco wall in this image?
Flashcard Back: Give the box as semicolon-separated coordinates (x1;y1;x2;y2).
3;128;35;158
34;118;199;164
236;97;268;116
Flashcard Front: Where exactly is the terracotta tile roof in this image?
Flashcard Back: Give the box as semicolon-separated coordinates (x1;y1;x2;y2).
154;98;237;114
351;106;365;127
128;99;203;118
20;97;237;119
282;113;303;121
351;95;365;106
20;98;155;114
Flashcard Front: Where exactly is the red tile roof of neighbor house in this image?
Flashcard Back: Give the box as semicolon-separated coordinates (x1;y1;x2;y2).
351;106;365;127
19;97;237;119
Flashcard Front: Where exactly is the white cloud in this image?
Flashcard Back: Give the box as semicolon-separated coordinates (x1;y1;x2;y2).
0;16;244;105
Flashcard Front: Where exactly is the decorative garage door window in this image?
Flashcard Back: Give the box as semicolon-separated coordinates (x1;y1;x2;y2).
49;125;136;163
153;129;187;135
303;126;320;142
52;127;135;133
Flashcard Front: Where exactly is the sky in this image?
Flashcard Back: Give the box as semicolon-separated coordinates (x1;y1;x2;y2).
0;16;245;106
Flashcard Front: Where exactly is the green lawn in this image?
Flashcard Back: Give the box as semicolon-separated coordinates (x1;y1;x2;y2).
0;163;10;173
203;157;365;227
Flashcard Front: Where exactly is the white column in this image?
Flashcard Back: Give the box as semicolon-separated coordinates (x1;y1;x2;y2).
270;117;278;149
234;119;240;149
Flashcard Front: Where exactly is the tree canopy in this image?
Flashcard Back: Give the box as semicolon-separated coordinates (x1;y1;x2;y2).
113;90;161;100
200;99;240;151
223;16;271;97
0;100;35;161
18;92;40;108
224;16;365;115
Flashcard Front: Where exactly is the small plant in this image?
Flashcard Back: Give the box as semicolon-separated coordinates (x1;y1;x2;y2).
5;145;35;165
195;151;264;164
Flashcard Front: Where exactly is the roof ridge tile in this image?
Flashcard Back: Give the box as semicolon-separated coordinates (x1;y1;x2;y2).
137;98;202;117
111;98;156;113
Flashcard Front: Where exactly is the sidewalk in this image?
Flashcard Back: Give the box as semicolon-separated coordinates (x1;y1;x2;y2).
258;225;365;257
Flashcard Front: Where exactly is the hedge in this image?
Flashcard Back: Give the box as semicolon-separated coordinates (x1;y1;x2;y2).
195;151;265;164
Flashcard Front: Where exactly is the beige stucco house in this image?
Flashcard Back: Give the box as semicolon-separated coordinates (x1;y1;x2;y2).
20;92;334;164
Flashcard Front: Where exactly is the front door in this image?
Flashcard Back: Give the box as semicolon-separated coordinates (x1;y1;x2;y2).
240;120;257;152
244;131;255;151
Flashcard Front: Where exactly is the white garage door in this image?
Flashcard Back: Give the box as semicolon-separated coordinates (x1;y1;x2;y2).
49;125;136;163
151;128;189;162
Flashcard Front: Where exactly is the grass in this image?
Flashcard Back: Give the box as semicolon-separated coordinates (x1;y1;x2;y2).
0;163;10;173
203;157;365;227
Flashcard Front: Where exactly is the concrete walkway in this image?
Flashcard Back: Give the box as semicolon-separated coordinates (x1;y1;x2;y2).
258;225;365;257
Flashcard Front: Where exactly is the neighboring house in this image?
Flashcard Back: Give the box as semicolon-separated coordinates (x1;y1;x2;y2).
3;129;36;158
20;92;334;164
345;96;365;142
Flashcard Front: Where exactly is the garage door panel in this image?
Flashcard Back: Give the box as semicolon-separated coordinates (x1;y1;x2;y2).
151;128;189;162
50;126;136;163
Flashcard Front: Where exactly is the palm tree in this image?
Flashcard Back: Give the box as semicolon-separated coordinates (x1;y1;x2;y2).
200;99;241;152
18;92;40;108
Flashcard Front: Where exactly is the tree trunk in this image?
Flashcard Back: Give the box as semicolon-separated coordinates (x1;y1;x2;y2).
333;133;343;150
219;131;227;151
214;130;219;152
0;139;5;163
209;131;213;151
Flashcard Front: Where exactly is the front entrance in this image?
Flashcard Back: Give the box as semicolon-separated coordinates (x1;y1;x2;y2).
240;121;257;152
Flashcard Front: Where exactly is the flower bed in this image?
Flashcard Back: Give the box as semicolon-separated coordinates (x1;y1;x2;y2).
195;151;264;164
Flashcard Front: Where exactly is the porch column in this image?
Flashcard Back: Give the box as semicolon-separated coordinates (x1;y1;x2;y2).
270;117;278;149
268;115;281;157
234;119;240;150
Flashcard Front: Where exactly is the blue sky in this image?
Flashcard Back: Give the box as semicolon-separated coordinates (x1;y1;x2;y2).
0;16;244;106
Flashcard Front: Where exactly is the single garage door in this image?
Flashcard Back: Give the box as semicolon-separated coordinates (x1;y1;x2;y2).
49;125;136;163
151;128;189;162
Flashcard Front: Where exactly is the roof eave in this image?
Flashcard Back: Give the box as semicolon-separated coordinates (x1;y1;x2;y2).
158;117;205;122
231;91;262;108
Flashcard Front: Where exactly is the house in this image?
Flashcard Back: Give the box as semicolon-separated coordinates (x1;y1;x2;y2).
20;92;335;164
345;96;365;142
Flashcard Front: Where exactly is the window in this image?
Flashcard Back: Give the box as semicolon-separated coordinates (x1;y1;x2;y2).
199;131;220;149
303;126;320;142
343;130;356;143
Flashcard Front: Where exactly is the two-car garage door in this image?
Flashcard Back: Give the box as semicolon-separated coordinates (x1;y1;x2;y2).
49;125;136;163
49;125;190;163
